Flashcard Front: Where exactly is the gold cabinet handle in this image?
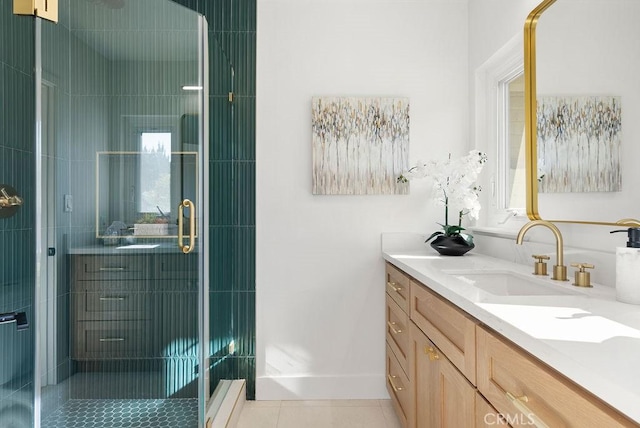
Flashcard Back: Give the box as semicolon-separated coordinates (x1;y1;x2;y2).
387;374;404;392
386;281;403;292
99;267;126;272
424;346;440;361
505;392;550;428
178;199;196;254
99;338;125;342
99;297;126;301
387;321;403;334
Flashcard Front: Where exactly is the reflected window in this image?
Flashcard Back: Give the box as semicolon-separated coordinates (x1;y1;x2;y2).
139;132;172;214
498;73;526;211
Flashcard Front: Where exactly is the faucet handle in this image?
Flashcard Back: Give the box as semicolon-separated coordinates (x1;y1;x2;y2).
570;263;594;287
531;254;550;276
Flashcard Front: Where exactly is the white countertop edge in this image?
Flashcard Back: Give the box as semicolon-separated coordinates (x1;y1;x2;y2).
382;251;640;423
68;244;196;255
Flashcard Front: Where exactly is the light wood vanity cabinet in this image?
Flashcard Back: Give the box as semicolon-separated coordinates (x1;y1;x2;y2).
409;322;476;427
386;262;484;428
410;281;476;385
385;264;413;427
477;326;637;428
386;263;411;313
385;261;637;428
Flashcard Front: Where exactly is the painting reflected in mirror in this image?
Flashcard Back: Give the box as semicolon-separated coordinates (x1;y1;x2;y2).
526;0;640;224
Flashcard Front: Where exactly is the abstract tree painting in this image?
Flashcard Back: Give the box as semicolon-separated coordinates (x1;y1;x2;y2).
312;97;410;195
537;96;621;193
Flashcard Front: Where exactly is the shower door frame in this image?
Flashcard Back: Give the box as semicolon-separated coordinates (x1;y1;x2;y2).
32;8;211;428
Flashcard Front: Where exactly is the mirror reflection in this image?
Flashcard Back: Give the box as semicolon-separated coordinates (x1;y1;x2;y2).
532;0;640;223
97;151;197;238
505;74;526;211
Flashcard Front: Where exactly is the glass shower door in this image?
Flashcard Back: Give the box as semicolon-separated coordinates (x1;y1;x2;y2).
37;0;209;427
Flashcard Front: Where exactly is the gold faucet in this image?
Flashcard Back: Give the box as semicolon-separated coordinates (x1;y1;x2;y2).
516;220;568;281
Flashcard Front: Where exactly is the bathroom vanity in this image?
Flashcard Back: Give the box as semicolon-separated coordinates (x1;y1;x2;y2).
383;242;640;427
69;245;197;361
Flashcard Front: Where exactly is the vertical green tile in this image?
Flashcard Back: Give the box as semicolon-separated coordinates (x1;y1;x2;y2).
229;32;256;96
172;0;201;14
232;0;257;32
235;162;255;226
199;0;259;399
210;226;234;291
232;292;255;356
234;226;255;291
210;161;235;225
234;96;256;160
202;0;233;32
208;290;233;354
209;32;234;97
210;96;233;160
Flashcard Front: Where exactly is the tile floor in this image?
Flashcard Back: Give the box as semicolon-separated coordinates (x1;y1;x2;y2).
41;399;198;428
236;399;402;428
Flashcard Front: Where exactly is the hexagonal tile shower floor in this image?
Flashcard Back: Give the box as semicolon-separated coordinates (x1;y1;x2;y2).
42;399;198;428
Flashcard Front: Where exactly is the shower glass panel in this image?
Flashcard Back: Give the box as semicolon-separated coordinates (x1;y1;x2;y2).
0;1;36;427
36;1;210;427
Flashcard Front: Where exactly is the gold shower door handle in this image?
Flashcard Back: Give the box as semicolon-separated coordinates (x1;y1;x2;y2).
178;199;196;254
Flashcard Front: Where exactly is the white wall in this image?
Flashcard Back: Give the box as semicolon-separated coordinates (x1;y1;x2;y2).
256;0;469;399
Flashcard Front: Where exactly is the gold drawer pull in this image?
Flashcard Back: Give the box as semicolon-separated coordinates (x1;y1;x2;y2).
386;281;403;292
99;267;126;272
505;392;550;428
386;321;403;334
424;346;440;361
99;297;126;301
387;374;404;392
99;337;125;342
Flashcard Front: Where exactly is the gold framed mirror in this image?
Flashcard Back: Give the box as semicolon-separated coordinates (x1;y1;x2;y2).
524;0;640;227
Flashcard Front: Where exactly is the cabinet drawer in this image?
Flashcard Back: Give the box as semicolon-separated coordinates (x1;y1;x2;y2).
410;281;476;385
386;263;410;313
73;320;153;359
386;295;409;375
386;344;411;428
154;253;198;280
476;392;510;428
477;326;636;428
74;255;149;281
73;282;151;321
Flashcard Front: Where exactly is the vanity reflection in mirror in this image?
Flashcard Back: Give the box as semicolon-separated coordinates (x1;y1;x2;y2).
525;0;640;225
96;150;198;238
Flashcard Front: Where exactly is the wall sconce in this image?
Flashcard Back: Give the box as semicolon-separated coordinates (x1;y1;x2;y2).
0;185;23;219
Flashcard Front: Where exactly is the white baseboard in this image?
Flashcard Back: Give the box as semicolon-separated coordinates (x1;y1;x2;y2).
255;375;388;401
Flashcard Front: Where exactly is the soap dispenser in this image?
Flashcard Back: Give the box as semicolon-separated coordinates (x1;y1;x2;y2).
610;228;640;304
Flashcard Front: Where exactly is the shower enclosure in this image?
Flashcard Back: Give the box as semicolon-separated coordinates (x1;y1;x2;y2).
0;0;238;426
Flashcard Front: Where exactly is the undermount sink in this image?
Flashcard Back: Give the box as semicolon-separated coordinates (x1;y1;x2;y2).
444;269;578;297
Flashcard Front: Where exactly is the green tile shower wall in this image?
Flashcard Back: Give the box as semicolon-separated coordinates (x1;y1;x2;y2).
171;0;257;399
0;2;35;426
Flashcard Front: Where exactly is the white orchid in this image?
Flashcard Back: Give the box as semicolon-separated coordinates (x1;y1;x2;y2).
398;150;487;242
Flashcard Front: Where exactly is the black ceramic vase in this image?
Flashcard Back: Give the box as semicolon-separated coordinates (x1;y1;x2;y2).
430;235;474;256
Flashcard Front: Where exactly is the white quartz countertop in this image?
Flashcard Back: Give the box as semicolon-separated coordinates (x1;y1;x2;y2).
68;243;194;255
382;239;640;423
